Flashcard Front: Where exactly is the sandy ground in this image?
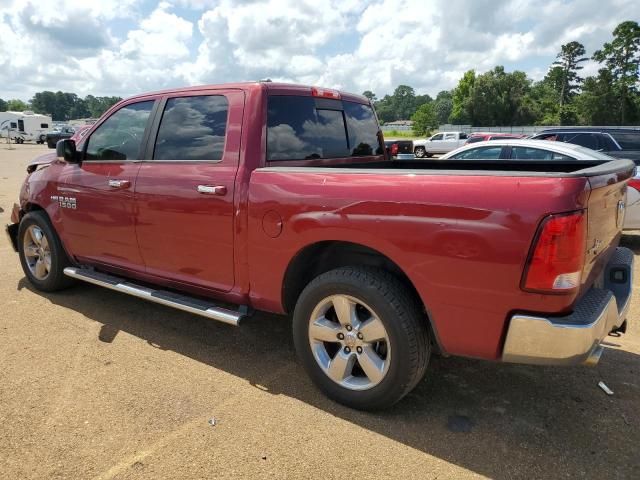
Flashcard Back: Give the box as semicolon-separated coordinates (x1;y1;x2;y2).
1;144;639;480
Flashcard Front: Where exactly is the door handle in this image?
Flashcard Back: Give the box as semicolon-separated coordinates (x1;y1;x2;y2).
108;179;131;189
197;185;227;195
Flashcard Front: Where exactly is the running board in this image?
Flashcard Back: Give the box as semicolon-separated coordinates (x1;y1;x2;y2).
63;267;245;326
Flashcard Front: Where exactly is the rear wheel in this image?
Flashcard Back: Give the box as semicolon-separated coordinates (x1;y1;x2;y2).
18;211;75;292
414;146;426;158
293;267;430;410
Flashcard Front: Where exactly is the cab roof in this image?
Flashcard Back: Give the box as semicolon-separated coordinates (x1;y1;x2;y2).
125;82;370;105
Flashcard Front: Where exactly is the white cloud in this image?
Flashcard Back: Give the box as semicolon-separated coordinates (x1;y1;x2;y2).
0;0;637;102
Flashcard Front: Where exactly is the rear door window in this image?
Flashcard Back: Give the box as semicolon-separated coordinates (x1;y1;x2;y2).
266;96;382;160
85;101;154;161
611;132;640;150
153;95;228;161
451;146;503;159
511;146;574;160
559;133;599;150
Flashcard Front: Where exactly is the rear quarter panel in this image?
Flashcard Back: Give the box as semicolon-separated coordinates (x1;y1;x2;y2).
248;169;590;359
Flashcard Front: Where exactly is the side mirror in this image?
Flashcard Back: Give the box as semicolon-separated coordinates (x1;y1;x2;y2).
56;139;80;163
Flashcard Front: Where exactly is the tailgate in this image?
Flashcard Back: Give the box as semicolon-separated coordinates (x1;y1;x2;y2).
396;141;413;154
582;161;635;287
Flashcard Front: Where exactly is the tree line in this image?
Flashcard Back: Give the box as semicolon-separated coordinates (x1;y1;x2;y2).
365;21;640;135
0;92;122;121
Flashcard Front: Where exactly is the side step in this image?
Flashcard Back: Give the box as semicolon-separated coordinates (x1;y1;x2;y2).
63;267;245;326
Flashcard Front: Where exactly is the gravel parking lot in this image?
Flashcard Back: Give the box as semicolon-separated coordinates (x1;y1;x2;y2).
1;144;639;479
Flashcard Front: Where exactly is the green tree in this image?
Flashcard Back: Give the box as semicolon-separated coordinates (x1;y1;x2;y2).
553;41;588;110
433;91;453;125
466;67;535;126
84;95;121;118
30;91;57;116
411;102;439;136
362;90;377;102
391;85;419;119
449;70;475;124
575;69;619;125
593;21;640;124
6;99;28;111
529;69;564;125
0;98;7;112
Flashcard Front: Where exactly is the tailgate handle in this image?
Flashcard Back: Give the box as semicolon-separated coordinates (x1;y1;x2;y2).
197;185;227;196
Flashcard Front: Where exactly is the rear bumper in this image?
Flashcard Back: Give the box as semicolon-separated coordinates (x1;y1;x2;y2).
395;153;415;160
502;247;633;366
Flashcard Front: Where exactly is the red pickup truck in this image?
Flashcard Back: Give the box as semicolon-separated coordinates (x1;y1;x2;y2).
5;82;635;410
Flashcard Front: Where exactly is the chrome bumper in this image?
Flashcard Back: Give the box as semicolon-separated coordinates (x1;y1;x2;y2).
503;247;633;366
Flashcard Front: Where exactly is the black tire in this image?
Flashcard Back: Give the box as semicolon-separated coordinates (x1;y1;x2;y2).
47;141;55;149
414;146;426;158
293;267;430;410
425;152;433;158
18;211;75;292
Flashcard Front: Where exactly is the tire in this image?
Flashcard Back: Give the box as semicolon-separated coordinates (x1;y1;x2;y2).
18;211;75;292
293;267;430;410
47;141;55;149
414;146;426;158
39;134;46;143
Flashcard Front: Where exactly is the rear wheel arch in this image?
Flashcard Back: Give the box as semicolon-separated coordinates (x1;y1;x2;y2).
281;240;443;353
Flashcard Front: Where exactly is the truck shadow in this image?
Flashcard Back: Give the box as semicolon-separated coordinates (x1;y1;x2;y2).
17;277;640;479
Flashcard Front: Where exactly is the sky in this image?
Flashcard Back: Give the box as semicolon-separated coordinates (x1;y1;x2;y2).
0;0;636;102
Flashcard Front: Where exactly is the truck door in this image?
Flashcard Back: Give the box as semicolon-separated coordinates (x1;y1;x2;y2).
442;132;458;151
133;90;243;292
55;100;156;271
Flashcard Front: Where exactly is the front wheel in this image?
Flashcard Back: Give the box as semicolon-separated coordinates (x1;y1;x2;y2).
414;146;426;158
293;267;430;410
18;211;75;292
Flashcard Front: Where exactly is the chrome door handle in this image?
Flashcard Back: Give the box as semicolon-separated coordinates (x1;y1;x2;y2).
197;185;227;195
108;179;131;189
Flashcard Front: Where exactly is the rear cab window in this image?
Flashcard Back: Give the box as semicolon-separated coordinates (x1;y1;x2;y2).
266;95;383;161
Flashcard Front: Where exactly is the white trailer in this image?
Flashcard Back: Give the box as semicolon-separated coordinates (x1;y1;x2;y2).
0;111;53;144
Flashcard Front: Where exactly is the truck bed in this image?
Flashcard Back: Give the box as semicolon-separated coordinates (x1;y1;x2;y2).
264;158;634;177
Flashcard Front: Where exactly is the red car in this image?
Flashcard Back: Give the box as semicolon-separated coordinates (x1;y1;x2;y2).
5;82;634;409
465;132;527;144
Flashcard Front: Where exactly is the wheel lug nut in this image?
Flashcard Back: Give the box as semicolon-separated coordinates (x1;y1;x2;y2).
337;333;344;340
344;347;351;354
356;346;363;354
357;333;363;340
345;325;352;331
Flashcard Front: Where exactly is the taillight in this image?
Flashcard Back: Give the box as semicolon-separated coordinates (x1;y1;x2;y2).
628;176;640;192
522;211;587;293
311;87;341;99
390;143;398;156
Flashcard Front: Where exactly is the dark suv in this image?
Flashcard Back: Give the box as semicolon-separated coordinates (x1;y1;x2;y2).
531;128;640;162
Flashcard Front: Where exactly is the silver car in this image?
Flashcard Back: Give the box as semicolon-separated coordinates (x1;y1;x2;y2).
441;139;640;230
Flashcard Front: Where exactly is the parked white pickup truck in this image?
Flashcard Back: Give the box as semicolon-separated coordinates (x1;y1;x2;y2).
414;131;469;157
